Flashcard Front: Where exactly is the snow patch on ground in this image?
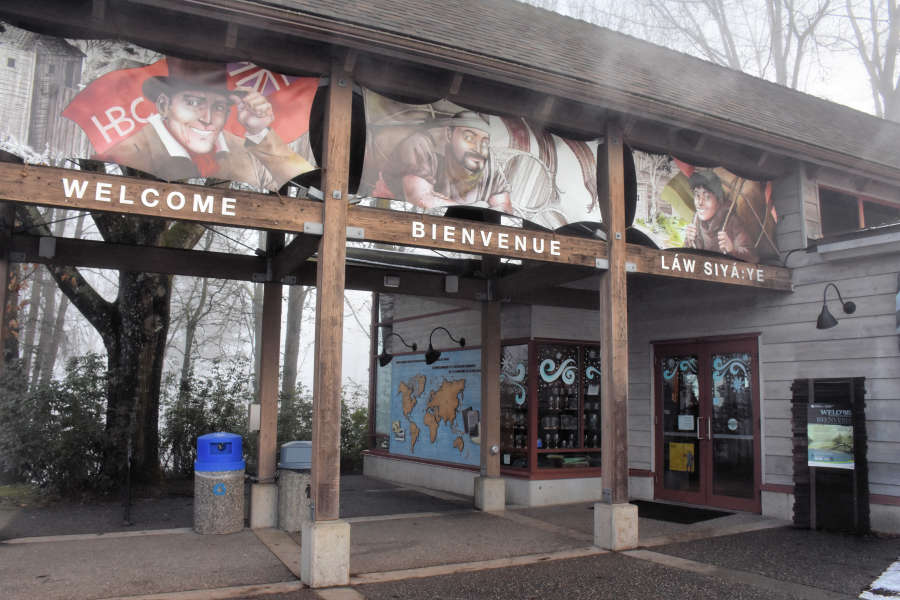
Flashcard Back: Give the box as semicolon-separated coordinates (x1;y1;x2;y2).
861;559;900;599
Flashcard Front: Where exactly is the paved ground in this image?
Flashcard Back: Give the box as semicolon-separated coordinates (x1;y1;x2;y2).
1;475;896;600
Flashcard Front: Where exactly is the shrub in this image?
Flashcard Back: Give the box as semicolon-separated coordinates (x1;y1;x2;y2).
159;361;251;477
0;354;107;495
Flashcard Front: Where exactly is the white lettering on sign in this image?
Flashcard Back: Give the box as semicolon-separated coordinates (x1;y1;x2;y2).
60;177;241;218
662;254;765;283
89;97;154;145
409;220;563;258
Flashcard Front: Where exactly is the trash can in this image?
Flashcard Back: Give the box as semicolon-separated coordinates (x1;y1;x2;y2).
278;440;312;532
194;432;245;534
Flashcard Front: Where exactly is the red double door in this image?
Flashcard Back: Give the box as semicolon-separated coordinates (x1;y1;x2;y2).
654;336;761;513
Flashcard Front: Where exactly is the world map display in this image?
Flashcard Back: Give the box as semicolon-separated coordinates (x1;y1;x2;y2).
389;348;482;466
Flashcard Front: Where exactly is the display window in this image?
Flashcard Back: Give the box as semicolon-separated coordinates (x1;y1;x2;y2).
501;340;603;477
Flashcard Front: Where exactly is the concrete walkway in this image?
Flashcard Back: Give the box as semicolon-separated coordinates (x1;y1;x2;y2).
1;476;896;600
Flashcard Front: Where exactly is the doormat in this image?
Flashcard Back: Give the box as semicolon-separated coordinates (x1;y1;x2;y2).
630;500;732;524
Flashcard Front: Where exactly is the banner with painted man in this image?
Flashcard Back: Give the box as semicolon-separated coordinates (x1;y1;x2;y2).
0;23;317;191
631;150;779;263
359;89;601;229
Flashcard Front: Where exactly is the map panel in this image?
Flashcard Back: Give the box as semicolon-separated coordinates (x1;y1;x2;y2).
389;348;482;466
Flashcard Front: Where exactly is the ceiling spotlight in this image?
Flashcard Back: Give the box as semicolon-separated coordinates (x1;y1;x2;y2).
378;331;417;367
816;282;856;330
425;326;466;365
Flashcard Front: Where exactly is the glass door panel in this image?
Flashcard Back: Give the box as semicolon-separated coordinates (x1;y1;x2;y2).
710;352;755;499
660;355;702;496
655;338;760;512
500;344;529;469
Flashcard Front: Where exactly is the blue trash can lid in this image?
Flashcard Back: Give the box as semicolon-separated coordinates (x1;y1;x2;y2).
195;432;246;472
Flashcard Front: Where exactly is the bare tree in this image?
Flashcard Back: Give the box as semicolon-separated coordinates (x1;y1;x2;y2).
841;0;899;120
41;211;86;383
281;279;309;401
18;191;205;486
641;0;832;87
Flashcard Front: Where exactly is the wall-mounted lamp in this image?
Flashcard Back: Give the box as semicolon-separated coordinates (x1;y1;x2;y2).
425;326;466;365
816;282;856;330
378;332;417;367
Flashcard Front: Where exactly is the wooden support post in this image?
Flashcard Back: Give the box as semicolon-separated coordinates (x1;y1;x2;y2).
480;299;501;478
257;233;285;483
598;121;629;505
311;60;353;522
0;202;13;371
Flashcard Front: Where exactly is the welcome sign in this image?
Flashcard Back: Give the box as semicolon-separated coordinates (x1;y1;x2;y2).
807;404;854;469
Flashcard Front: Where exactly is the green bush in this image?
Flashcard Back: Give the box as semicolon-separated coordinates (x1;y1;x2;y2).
159;361;252;477
0;354;107;494
160;368;369;476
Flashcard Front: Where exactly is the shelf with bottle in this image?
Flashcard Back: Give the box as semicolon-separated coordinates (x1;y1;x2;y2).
540;387;579;412
536;428;580;450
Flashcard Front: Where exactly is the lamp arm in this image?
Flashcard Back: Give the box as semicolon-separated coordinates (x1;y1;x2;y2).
823;282;845;306
429;326;464;347
386;331;417;352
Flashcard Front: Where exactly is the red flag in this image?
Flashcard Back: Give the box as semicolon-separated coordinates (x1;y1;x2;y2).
63;58;318;156
62;59;169;155
225;62;317;143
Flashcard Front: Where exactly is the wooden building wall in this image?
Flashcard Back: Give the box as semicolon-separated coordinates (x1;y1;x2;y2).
0;46;34;146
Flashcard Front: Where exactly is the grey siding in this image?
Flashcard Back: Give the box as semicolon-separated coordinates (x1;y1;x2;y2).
627;248;899;496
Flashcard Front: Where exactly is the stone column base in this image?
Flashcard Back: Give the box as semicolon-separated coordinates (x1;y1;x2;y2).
593;502;638;550
474;476;506;512
301;519;351;588
250;482;278;529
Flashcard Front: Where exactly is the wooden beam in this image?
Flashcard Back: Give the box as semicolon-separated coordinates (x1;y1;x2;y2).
494;262;594;300
598;120;629;505
10;234;265;280
311;61;353;522
346;206;605;268
225;22;238;48
257;233;284;483
0;162;790;290
0;162;324;233
625;244;792;291
449;72;464;95
480;300;501;478
627;120;786;181
271;233;320;282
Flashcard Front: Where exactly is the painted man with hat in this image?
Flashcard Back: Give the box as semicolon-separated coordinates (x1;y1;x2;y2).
683;169;758;263
383;111;512;212
102;57;312;191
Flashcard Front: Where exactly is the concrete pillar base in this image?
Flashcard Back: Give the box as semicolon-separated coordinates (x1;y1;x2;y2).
301;519;351;588
250;482;278;529
474;476;506;512
593;502;638;550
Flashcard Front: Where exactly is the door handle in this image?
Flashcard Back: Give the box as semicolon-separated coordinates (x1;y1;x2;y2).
707;417;712;440
696;416;704;440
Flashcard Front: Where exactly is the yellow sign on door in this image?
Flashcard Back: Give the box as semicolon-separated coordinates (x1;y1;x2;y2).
669;442;696;472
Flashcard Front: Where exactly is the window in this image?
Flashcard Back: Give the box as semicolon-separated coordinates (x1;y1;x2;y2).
819;187;900;237
64;61;78;87
6;57;14;68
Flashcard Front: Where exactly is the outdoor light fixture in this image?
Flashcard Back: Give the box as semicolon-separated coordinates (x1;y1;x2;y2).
816;282;856;330
425;326;466;365
378;332;417;367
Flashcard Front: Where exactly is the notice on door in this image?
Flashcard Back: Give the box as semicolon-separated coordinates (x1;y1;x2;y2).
669;442;696;472
807;404;854;469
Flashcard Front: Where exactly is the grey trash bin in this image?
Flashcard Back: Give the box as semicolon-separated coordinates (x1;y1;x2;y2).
278;441;312;532
194;432;245;534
